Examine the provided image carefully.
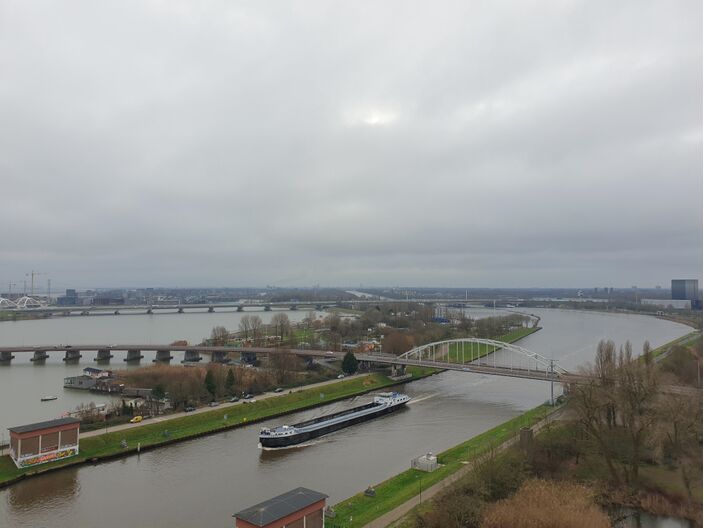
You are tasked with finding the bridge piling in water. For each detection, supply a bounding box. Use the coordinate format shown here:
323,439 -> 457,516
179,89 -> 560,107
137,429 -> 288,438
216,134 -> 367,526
153,349 -> 173,362
0,351 -> 14,363
95,349 -> 113,362
182,350 -> 202,363
210,350 -> 228,363
63,349 -> 82,362
124,349 -> 144,362
30,350 -> 49,362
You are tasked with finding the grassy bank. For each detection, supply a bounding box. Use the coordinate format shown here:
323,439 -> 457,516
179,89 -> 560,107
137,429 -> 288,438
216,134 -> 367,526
331,404 -> 555,527
0,367 -> 437,487
648,331 -> 700,361
446,326 -> 540,363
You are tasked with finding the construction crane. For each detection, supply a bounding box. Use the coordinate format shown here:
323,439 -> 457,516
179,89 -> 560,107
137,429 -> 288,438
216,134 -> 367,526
25,270 -> 47,296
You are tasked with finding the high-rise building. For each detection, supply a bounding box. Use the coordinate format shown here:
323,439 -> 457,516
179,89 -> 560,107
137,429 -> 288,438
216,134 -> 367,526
671,279 -> 699,301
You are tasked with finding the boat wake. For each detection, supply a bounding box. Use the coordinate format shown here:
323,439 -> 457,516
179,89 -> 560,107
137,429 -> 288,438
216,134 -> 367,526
407,393 -> 436,405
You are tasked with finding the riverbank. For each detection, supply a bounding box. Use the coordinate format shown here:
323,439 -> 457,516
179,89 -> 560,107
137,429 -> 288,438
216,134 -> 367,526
330,403 -> 560,528
0,367 -> 437,488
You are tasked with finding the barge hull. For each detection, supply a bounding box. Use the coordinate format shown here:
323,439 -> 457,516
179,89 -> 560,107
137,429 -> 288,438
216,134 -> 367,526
260,403 -> 404,448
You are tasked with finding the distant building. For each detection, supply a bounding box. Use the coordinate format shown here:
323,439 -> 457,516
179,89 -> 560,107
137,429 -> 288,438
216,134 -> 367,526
8,417 -> 80,468
234,487 -> 327,528
671,279 -> 699,301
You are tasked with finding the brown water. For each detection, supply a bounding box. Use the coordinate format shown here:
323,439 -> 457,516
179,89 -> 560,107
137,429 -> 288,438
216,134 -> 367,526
0,309 -> 692,528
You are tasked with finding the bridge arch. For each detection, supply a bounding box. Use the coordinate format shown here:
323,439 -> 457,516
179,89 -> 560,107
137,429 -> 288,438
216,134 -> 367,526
0,297 -> 18,308
399,338 -> 567,377
14,296 -> 42,309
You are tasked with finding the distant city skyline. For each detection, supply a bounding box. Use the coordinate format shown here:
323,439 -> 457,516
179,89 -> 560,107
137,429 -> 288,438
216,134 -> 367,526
1,1 -> 701,289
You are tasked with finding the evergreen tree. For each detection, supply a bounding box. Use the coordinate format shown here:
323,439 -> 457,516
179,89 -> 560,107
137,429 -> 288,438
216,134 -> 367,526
204,370 -> 217,400
225,368 -> 236,395
342,351 -> 358,375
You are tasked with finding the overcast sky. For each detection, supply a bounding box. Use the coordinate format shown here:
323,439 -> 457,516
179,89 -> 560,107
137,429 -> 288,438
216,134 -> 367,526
1,1 -> 701,290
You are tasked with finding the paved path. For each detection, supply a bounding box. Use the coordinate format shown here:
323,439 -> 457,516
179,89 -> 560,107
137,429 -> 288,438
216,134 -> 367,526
364,408 -> 566,528
81,373 -> 364,439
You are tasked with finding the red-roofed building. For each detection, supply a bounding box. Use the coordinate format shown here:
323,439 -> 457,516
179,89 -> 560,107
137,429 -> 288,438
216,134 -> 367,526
234,487 -> 327,528
8,417 -> 80,468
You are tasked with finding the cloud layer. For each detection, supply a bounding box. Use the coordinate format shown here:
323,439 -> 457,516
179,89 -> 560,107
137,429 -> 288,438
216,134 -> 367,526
1,0 -> 701,288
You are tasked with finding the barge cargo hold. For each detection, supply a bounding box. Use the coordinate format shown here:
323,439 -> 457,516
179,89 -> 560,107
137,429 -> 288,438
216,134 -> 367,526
259,392 -> 410,448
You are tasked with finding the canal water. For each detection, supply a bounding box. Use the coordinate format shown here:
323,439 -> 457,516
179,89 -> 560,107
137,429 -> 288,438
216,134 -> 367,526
0,309 -> 692,527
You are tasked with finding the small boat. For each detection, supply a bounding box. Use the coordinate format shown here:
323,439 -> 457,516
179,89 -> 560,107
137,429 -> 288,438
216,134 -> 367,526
40,396 -> 58,402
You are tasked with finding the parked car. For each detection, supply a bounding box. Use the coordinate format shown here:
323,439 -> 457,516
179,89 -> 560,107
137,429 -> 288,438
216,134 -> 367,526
208,401 -> 220,407
243,393 -> 253,399
274,387 -> 284,393
129,415 -> 143,423
337,374 -> 345,379
229,396 -> 240,403
184,406 -> 196,412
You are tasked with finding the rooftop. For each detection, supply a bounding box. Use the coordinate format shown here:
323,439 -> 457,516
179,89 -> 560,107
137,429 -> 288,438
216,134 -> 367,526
234,487 -> 327,527
8,417 -> 81,434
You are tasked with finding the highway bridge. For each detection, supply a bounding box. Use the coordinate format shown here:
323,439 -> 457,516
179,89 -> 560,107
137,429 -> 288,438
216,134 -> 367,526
0,298 -> 518,316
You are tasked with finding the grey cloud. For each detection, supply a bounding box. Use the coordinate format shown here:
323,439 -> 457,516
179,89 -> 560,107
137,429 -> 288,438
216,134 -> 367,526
0,0 -> 701,288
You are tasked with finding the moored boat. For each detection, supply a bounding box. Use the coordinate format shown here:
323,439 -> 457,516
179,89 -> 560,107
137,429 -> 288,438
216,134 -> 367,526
259,392 -> 410,448
40,396 -> 58,402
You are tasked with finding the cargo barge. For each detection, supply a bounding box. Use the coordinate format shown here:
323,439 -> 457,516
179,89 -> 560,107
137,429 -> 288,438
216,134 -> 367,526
259,392 -> 410,448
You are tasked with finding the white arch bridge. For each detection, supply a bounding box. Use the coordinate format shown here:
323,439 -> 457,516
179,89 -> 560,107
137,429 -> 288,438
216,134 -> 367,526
357,338 -> 567,380
355,338 -> 570,404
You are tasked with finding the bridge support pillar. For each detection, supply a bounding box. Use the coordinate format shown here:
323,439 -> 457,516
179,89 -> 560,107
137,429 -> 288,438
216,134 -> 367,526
264,305 -> 271,312
210,350 -> 228,363
0,351 -> 14,363
146,308 -> 153,314
391,364 -> 406,377
124,349 -> 144,362
63,349 -> 82,362
177,307 -> 184,313
113,310 -> 120,315
315,304 -> 323,311
289,305 -> 297,311
237,305 -> 244,312
182,350 -> 202,363
31,350 -> 49,362
208,306 -> 215,313
80,311 -> 90,316
153,349 -> 173,362
95,349 -> 113,362
241,351 -> 257,365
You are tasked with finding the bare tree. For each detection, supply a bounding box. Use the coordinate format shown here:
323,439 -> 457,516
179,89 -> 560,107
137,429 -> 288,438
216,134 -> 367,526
250,315 -> 264,345
615,341 -> 659,484
270,313 -> 291,342
210,325 -> 229,345
269,350 -> 300,384
239,315 -> 251,339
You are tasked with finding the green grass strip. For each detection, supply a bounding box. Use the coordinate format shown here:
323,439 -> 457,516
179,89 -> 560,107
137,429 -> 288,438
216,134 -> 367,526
331,404 -> 554,527
647,331 -> 700,361
446,327 -> 540,364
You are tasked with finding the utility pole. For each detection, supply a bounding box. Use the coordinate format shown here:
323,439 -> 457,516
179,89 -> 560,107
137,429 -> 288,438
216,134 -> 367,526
25,270 -> 47,296
7,282 -> 16,296
47,279 -> 51,299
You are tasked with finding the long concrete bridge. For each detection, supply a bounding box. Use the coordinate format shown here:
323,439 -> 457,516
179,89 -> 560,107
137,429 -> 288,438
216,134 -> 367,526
0,298 -> 515,316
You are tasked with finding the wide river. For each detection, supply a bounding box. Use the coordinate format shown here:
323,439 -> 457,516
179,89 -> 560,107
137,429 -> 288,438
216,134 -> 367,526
0,308 -> 692,528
